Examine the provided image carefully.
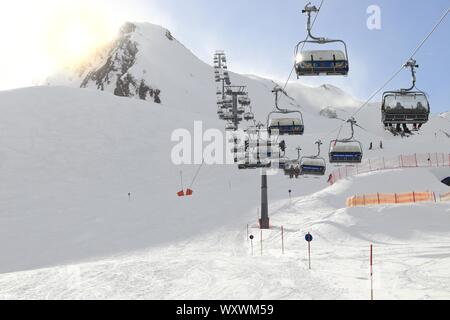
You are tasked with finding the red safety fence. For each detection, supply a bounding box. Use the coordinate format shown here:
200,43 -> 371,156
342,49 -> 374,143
330,153 -> 450,185
441,192 -> 450,202
347,192 -> 437,208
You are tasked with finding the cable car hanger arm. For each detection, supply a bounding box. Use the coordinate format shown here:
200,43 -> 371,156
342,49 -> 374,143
401,59 -> 419,92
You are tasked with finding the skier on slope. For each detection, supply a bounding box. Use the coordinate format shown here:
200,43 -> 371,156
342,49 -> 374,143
327,174 -> 333,184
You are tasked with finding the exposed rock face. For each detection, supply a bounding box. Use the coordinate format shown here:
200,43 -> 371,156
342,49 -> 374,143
319,107 -> 339,119
80,22 -> 162,104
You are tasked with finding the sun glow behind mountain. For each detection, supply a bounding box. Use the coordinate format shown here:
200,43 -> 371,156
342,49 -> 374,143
44,2 -> 118,68
0,0 -> 123,89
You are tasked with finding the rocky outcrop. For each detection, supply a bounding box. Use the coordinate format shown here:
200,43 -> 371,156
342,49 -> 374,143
80,22 -> 162,104
319,107 -> 339,119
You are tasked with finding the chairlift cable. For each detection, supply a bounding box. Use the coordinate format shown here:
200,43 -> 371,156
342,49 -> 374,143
189,160 -> 205,189
329,8 -> 448,143
351,7 -> 449,119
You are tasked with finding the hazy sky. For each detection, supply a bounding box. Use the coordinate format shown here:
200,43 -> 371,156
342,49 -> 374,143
1,0 -> 449,113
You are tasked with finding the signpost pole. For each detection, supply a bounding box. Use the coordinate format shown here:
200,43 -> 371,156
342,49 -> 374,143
305,233 -> 313,270
260,230 -> 263,257
370,244 -> 374,301
308,241 -> 311,270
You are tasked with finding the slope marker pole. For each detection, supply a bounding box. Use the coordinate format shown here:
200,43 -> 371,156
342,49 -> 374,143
370,244 -> 374,301
260,230 -> 263,257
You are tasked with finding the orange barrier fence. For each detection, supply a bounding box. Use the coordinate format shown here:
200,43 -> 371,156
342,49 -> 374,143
441,192 -> 450,202
347,192 -> 437,208
330,153 -> 450,185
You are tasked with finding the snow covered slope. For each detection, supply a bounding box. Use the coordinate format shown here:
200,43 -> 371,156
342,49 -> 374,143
1,21 -> 449,300
0,86 -> 333,274
0,81 -> 449,299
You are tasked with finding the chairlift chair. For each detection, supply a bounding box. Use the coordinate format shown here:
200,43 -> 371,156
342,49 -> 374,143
278,156 -> 289,170
226,122 -> 237,131
329,141 -> 363,163
300,141 -> 327,176
237,153 -> 271,170
284,160 -> 301,179
238,161 -> 271,170
329,119 -> 363,164
381,60 -> 430,126
294,4 -> 349,77
239,96 -> 251,106
222,112 -> 234,121
267,87 -> 305,136
244,111 -> 255,121
268,117 -> 305,136
300,157 -> 326,176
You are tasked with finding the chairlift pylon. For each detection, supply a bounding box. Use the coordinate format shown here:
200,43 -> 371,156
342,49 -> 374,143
294,3 -> 349,77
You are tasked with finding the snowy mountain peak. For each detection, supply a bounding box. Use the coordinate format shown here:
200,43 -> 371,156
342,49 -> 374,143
79,22 -> 163,103
46,22 -> 184,104
119,22 -> 137,35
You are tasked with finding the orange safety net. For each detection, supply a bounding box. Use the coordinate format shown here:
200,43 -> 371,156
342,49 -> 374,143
347,192 -> 436,208
441,192 -> 450,202
331,153 -> 450,185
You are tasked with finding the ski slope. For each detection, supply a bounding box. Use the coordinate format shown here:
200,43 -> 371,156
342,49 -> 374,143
0,22 -> 449,300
